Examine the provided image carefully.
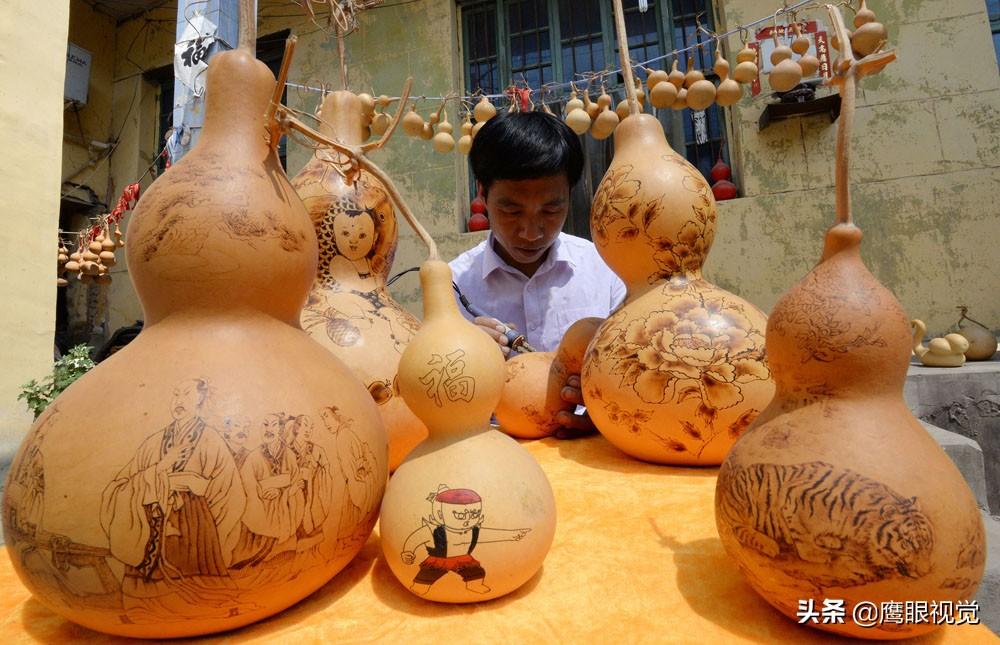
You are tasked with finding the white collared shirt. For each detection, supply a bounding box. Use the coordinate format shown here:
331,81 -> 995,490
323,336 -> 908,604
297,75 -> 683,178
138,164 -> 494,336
449,233 -> 627,352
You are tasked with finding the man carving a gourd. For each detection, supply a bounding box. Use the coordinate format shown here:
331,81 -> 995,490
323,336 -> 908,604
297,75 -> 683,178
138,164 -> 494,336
449,112 -> 625,437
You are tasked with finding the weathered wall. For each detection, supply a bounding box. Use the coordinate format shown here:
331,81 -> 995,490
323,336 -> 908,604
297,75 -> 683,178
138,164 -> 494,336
90,0 -> 1000,333
708,0 -> 1000,335
0,0 -> 71,471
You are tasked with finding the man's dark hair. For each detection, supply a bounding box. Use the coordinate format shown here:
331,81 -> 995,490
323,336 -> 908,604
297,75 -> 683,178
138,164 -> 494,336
469,111 -> 584,195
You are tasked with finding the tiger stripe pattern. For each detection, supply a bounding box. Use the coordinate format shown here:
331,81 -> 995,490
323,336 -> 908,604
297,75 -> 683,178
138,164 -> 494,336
718,461 -> 934,587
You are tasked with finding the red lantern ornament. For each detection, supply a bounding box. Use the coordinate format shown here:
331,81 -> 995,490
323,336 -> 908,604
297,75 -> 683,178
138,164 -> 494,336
469,195 -> 489,231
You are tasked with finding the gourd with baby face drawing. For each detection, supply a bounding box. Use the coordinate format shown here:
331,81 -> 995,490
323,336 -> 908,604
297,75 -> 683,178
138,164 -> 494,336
1,42 -> 387,638
291,90 -> 425,471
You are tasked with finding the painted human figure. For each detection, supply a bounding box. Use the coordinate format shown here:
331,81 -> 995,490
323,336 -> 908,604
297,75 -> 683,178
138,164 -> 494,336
221,415 -> 251,469
5,405 -> 60,538
100,379 -> 246,620
230,414 -> 305,571
400,487 -> 530,595
319,406 -> 379,550
285,415 -> 333,551
327,203 -> 378,284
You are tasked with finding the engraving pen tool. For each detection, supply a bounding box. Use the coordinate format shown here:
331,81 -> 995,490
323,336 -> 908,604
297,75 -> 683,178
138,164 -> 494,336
453,284 -> 537,353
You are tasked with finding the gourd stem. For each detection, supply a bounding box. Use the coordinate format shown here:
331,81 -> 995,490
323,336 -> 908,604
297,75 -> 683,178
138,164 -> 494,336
826,3 -> 856,226
238,0 -> 256,54
336,25 -> 348,90
611,0 -> 640,116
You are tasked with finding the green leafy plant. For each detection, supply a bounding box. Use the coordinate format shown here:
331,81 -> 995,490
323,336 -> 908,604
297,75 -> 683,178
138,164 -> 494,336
18,345 -> 96,419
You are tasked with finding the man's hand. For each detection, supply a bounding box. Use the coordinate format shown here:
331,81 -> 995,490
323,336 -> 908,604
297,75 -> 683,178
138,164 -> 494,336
473,316 -> 514,357
555,374 -> 597,439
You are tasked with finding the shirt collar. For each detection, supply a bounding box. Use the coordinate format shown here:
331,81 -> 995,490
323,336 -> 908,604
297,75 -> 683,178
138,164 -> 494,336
481,232 -> 577,280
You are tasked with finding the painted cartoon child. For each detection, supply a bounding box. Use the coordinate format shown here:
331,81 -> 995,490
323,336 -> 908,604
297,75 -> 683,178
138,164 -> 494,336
400,487 -> 530,595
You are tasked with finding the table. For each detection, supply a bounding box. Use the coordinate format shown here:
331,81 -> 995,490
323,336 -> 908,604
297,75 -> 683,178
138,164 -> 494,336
1,435 -> 995,643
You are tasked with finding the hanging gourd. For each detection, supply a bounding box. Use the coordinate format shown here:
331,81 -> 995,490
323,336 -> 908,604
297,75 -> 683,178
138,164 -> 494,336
2,22 -> 389,637
733,43 -> 759,84
457,111 -> 474,154
582,86 -> 600,119
291,85 -> 427,472
402,102 -> 425,137
582,1 -> 773,466
495,318 -> 602,439
850,0 -> 887,58
591,104 -> 620,140
646,65 -> 677,108
65,233 -> 83,276
714,46 -> 742,107
685,55 -> 717,111
671,87 -> 689,110
769,28 -> 802,92
113,220 -> 125,248
473,95 -> 497,124
379,259 -> 556,603
56,239 -> 69,287
432,109 -> 455,153
716,7 -> 983,639
954,306 -> 998,360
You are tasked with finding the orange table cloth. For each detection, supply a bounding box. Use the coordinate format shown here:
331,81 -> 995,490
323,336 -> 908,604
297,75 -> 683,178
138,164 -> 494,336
0,435 -> 995,643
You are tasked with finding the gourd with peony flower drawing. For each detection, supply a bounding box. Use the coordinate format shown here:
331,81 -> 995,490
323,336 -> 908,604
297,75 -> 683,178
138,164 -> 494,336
580,0 -> 774,466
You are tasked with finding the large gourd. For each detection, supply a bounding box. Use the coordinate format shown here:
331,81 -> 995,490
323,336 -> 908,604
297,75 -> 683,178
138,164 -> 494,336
291,90 -> 426,470
581,1 -> 774,465
715,7 -> 983,638
380,261 -> 556,602
1,31 -> 387,638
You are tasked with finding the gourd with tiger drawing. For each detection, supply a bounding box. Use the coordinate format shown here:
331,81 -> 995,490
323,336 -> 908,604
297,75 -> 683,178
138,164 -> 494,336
714,6 -> 984,639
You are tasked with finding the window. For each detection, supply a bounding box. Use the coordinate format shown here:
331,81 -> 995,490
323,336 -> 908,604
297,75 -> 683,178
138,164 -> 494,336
989,0 -> 1000,66
459,1 -> 731,237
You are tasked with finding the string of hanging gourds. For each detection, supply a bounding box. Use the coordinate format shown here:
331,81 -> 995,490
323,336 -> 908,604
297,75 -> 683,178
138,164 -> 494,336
285,0 -> 887,153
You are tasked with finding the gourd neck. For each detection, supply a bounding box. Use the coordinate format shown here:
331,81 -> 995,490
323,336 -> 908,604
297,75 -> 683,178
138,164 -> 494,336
318,91 -> 365,145
613,113 -> 672,154
198,49 -> 275,157
420,260 -> 460,322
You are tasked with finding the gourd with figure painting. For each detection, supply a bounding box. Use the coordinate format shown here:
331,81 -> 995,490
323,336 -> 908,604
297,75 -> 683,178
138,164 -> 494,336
380,260 -> 556,603
715,7 -> 983,639
496,317 -> 602,439
580,9 -> 773,466
1,22 -> 387,639
291,90 -> 426,471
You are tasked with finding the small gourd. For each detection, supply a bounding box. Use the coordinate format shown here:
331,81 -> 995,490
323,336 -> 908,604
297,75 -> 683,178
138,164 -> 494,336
591,105 -> 619,140
791,23 -> 811,55
582,87 -> 600,119
597,87 -> 613,111
615,98 -> 631,121
671,87 -> 688,110
733,44 -> 759,84
419,121 -> 434,141
667,59 -> 686,89
471,120 -> 486,138
473,95 -> 497,123
432,113 -> 455,153
850,0 -> 887,58
565,89 -> 584,114
649,78 -> 678,109
955,306 -> 998,361
495,318 -> 602,439
683,57 -> 704,89
564,106 -> 592,135
768,33 -> 802,92
714,47 -> 742,107
113,221 -> 125,248
644,67 -> 669,93
457,113 -> 474,154
371,110 -> 391,136
686,60 -> 717,112
633,77 -> 646,107
402,103 -> 424,137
